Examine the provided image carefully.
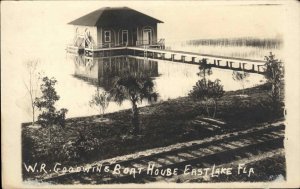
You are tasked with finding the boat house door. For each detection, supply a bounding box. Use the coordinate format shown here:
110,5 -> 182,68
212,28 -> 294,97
122,30 -> 128,46
143,29 -> 152,45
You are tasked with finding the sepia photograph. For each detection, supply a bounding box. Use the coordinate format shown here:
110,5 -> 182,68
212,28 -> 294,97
1,0 -> 300,188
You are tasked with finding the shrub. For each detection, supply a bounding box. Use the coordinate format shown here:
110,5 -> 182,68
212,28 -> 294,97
89,88 -> 110,119
35,76 -> 68,127
189,79 -> 224,118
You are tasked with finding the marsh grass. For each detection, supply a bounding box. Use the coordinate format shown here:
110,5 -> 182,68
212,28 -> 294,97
167,37 -> 283,60
185,38 -> 282,49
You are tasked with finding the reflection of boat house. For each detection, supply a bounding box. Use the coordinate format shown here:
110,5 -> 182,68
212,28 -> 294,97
73,56 -> 159,91
68,7 -> 164,51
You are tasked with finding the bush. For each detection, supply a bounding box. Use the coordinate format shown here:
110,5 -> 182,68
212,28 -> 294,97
35,76 -> 68,127
189,79 -> 224,118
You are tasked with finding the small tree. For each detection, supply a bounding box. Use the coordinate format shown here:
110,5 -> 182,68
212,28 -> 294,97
232,71 -> 250,94
197,58 -> 213,84
23,60 -> 41,126
264,52 -> 284,110
89,88 -> 110,119
110,73 -> 158,134
189,79 -> 224,118
35,76 -> 68,128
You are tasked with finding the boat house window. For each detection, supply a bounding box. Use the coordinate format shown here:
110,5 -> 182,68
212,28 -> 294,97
104,31 -> 111,42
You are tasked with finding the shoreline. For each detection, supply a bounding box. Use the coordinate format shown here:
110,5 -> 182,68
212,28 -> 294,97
21,82 -> 274,127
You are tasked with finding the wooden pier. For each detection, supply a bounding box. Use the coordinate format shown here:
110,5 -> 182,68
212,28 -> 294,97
67,46 -> 267,73
128,47 -> 266,73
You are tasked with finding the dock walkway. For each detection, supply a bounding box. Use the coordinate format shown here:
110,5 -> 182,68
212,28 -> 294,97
68,46 -> 267,73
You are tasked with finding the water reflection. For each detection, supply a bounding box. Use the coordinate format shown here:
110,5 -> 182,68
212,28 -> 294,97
72,55 -> 158,91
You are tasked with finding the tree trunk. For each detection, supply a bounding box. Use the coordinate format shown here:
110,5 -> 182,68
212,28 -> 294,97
205,101 -> 210,117
49,127 -> 51,143
213,100 -> 217,118
32,106 -> 35,126
131,101 -> 139,134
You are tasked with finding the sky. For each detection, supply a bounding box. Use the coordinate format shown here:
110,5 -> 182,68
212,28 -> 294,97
2,1 -> 285,51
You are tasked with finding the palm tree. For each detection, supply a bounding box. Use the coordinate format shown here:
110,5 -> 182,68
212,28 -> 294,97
197,58 -> 212,86
110,73 -> 158,134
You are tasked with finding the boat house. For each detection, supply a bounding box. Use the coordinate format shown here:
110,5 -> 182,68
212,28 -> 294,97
68,7 -> 164,50
67,7 -> 267,74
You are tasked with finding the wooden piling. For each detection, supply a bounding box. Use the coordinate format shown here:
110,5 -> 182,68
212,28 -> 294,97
171,54 -> 175,61
181,55 -> 185,63
191,57 -> 196,64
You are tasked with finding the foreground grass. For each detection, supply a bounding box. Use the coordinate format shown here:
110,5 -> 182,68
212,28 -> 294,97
22,83 -> 284,179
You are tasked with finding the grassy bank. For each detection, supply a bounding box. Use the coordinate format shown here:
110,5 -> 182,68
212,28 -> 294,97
22,83 -> 284,179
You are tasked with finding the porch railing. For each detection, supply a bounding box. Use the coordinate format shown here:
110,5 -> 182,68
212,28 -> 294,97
136,39 -> 165,49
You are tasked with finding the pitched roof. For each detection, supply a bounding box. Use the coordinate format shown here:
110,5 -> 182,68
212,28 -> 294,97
68,7 -> 163,27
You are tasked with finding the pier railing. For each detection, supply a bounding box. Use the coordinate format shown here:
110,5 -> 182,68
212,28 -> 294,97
88,43 -> 128,50
67,38 -> 165,51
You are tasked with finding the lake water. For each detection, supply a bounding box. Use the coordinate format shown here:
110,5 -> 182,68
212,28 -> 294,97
39,53 -> 265,120
18,52 -> 267,122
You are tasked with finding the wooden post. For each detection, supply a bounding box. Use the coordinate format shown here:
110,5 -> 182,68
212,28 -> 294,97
214,59 -> 217,65
242,63 -> 246,70
257,65 -> 260,73
230,62 -> 233,68
191,57 -> 196,64
161,53 -> 165,60
252,64 -> 255,71
217,60 -> 221,67
171,54 -> 175,61
226,61 -> 229,67
181,55 -> 185,63
239,63 -> 242,69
